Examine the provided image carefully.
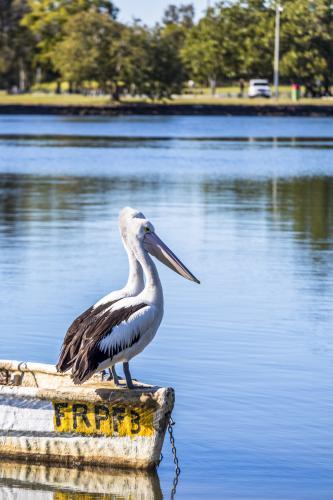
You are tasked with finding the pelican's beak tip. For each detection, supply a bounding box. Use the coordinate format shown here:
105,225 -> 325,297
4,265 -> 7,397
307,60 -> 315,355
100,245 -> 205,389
144,231 -> 201,285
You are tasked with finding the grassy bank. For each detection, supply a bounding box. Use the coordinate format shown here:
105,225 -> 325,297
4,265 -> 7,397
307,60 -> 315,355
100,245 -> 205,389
1,91 -> 333,117
0,90 -> 333,107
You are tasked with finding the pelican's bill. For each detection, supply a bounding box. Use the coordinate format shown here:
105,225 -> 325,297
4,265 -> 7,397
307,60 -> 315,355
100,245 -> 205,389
143,232 -> 200,284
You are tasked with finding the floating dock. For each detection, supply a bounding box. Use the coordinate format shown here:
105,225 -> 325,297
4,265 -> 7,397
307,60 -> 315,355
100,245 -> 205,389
0,360 -> 174,470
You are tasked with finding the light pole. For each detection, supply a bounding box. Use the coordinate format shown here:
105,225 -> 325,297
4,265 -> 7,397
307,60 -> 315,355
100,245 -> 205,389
273,2 -> 283,99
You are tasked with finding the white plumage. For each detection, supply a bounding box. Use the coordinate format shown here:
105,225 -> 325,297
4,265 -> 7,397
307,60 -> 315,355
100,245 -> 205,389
98,301 -> 160,366
59,208 -> 199,388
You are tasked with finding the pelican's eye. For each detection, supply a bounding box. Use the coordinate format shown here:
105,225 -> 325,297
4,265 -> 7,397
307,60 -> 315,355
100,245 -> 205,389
144,226 -> 150,233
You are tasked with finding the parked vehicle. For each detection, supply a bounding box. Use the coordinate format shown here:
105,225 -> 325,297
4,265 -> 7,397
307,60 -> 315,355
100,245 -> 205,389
248,79 -> 272,98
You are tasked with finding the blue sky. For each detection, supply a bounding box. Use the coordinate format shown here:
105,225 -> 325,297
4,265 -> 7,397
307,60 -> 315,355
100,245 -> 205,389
117,0 -> 209,25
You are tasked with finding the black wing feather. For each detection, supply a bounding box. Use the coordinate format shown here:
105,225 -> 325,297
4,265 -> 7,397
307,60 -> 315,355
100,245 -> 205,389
56,300 -> 118,372
71,303 -> 147,384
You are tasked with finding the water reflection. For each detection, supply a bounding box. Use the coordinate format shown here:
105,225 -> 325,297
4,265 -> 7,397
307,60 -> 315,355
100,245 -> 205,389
201,176 -> 333,243
0,174 -> 161,237
1,117 -> 333,498
1,172 -> 332,249
1,134 -> 333,150
0,460 -> 162,499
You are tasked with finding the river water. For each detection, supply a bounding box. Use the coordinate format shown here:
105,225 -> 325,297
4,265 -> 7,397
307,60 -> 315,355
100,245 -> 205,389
0,115 -> 333,499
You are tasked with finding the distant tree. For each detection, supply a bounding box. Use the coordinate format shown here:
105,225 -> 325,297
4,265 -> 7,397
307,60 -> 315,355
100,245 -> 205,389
182,1 -> 276,91
181,7 -> 229,93
2,0 -> 331,97
280,0 -> 333,95
116,23 -> 151,96
21,0 -> 118,79
0,0 -> 35,91
234,0 -> 274,80
163,3 -> 195,28
51,11 -> 123,97
120,19 -> 188,99
145,23 -> 187,98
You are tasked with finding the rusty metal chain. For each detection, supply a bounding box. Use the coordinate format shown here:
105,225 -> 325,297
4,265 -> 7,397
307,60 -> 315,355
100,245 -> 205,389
157,412 -> 181,498
167,413 -> 181,499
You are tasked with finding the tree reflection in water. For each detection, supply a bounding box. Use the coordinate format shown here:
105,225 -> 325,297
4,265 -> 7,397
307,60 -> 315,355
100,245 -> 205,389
1,173 -> 333,246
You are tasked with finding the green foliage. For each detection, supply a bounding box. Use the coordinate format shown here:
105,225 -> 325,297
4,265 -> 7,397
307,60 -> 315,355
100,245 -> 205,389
51,11 -> 122,94
280,0 -> 333,94
181,12 -> 221,90
162,3 -> 195,28
21,0 -> 118,69
234,1 -> 274,79
181,1 -> 275,92
0,0 -> 35,89
1,0 -> 333,98
117,21 -> 187,99
116,24 -> 150,95
145,24 -> 187,98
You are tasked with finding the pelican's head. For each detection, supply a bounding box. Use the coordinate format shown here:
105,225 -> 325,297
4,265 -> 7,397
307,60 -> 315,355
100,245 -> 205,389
119,207 -> 145,245
128,216 -> 200,284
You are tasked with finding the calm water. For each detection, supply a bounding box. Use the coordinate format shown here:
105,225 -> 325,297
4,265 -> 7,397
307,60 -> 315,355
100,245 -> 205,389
0,115 -> 333,499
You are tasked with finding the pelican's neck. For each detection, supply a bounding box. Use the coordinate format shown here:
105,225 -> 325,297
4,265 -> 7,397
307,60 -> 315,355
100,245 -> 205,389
135,242 -> 163,305
123,239 -> 144,296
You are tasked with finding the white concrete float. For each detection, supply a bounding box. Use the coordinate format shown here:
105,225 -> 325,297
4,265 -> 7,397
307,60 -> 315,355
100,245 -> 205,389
0,360 -> 174,470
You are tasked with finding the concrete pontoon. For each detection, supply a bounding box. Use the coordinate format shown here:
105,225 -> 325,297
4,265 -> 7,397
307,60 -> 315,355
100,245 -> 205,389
0,360 -> 174,470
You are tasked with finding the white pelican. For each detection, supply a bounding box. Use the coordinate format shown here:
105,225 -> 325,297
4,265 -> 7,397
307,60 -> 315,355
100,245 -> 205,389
56,207 -> 145,383
71,214 -> 199,387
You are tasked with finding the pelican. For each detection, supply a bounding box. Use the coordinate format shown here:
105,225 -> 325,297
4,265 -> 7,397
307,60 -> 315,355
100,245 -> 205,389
56,207 -> 145,383
71,214 -> 199,387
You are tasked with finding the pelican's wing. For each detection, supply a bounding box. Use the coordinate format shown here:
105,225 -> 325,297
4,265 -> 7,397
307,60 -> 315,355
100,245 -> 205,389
56,299 -> 119,373
71,303 -> 156,384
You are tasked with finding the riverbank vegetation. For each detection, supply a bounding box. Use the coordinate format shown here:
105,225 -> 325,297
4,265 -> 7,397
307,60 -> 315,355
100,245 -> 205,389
1,1 -> 333,100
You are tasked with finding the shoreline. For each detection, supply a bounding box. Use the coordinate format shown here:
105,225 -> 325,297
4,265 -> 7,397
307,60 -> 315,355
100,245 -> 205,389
1,103 -> 333,116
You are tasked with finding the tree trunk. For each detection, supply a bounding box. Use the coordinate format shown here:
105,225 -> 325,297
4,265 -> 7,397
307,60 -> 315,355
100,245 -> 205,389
323,79 -> 332,96
111,83 -> 121,101
209,77 -> 216,96
36,67 -> 42,85
19,59 -> 26,93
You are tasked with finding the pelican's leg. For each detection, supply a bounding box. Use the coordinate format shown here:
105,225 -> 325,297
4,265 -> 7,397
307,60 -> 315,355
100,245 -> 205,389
104,366 -> 123,385
111,365 -> 122,386
103,369 -> 111,381
102,367 -> 118,382
123,362 -> 134,389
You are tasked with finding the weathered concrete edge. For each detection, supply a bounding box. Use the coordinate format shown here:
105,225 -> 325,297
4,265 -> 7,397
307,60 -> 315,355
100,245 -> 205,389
0,359 -> 174,405
0,446 -> 157,470
1,103 -> 333,116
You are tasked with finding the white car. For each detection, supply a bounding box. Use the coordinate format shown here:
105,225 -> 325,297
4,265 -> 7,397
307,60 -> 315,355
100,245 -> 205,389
248,79 -> 272,98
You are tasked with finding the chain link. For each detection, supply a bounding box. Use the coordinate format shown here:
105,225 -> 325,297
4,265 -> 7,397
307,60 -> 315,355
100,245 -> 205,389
157,452 -> 163,466
167,412 -> 181,499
